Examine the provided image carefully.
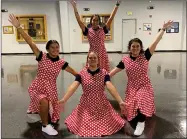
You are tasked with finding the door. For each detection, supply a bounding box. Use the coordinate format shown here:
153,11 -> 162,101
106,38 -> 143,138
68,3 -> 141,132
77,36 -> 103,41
122,19 -> 136,52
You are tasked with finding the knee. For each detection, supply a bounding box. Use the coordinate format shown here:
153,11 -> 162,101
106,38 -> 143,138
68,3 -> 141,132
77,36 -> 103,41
40,98 -> 49,107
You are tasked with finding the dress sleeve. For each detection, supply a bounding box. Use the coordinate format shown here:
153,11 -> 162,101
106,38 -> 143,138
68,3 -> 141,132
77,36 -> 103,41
83,27 -> 88,36
104,74 -> 111,83
75,74 -> 81,83
103,25 -> 109,34
116,61 -> 125,69
36,51 -> 43,61
62,62 -> 69,70
144,48 -> 152,61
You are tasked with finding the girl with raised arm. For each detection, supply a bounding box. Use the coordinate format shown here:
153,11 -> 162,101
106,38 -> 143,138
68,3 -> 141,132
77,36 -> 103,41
8,14 -> 78,136
70,0 -> 121,72
109,21 -> 173,136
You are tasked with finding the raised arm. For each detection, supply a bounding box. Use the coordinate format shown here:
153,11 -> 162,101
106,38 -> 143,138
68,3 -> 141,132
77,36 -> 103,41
58,81 -> 80,104
106,1 -> 121,29
149,20 -> 173,55
109,67 -> 123,77
70,0 -> 86,32
8,14 -> 40,57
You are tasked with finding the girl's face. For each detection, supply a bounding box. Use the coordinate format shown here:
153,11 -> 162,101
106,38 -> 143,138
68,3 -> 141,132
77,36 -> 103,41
130,42 -> 141,56
47,43 -> 60,57
87,52 -> 98,67
91,16 -> 99,28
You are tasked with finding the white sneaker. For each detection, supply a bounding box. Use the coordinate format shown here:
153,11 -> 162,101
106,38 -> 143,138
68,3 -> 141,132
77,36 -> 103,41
134,122 -> 145,136
42,124 -> 58,135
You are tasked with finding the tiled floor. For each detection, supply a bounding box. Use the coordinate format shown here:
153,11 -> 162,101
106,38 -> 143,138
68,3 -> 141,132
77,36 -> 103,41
2,52 -> 186,138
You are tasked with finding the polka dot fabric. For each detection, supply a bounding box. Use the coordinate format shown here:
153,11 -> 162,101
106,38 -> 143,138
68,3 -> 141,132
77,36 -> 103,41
27,52 -> 65,123
86,27 -> 110,72
122,54 -> 156,121
65,68 -> 125,137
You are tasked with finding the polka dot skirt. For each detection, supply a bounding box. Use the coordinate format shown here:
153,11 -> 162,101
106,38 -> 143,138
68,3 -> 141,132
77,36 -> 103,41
65,68 -> 125,137
27,52 -> 65,123
122,55 -> 156,121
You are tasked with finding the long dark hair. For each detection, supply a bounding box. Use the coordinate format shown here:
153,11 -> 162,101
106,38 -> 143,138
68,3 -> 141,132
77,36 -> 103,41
128,38 -> 144,54
46,40 -> 59,50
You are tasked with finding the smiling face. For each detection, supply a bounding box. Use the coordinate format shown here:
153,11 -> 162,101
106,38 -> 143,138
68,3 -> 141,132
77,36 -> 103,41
48,43 -> 59,57
90,15 -> 100,29
128,38 -> 143,57
46,40 -> 60,57
87,52 -> 99,67
130,42 -> 141,56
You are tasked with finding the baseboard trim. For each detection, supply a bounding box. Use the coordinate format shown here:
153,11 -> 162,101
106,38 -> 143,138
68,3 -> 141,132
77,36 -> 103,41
1,50 -> 186,55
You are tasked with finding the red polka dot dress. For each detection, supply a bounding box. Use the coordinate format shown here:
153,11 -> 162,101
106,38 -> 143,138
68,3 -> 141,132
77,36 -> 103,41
65,68 -> 125,137
120,53 -> 156,121
83,26 -> 110,72
27,52 -> 67,123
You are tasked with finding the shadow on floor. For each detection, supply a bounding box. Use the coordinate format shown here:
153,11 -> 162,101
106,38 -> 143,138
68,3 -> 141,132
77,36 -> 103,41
20,100 -> 185,139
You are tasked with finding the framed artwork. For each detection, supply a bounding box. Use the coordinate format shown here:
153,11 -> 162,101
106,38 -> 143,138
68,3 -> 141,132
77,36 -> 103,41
15,14 -> 48,42
3,26 -> 14,34
81,14 -> 113,41
166,22 -> 179,33
143,23 -> 152,31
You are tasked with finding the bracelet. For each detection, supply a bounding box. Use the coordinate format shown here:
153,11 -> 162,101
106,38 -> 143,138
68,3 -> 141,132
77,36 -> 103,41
116,3 -> 120,6
161,28 -> 166,31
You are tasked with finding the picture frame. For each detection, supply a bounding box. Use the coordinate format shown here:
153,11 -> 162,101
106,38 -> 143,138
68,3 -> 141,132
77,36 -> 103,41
81,14 -> 113,41
143,23 -> 152,31
15,14 -> 48,42
3,26 -> 14,34
166,22 -> 179,33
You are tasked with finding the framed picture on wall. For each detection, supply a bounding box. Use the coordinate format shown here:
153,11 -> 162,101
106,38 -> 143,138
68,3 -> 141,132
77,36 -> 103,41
143,23 -> 152,31
81,14 -> 113,41
166,22 -> 179,33
3,26 -> 14,34
15,14 -> 48,42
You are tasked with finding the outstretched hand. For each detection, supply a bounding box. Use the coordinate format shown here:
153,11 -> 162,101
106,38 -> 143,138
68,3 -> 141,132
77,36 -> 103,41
119,101 -> 128,116
163,20 -> 173,29
69,0 -> 76,7
58,100 -> 65,112
116,1 -> 121,5
8,14 -> 20,28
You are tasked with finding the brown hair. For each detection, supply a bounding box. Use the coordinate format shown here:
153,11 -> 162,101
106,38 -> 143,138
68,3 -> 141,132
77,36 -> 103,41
90,14 -> 101,26
128,38 -> 144,54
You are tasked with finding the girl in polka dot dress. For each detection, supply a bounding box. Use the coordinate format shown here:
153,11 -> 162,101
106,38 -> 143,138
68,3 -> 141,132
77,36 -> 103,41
58,52 -> 134,137
8,14 -> 78,136
109,20 -> 173,136
70,0 -> 121,72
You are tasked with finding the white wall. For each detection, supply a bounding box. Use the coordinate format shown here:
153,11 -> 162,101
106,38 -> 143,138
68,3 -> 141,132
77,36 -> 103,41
2,1 -> 62,53
2,0 -> 186,53
60,0 -> 186,52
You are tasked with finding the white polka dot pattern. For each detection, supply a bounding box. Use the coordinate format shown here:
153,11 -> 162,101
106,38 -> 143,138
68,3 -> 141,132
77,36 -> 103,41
65,68 -> 125,137
27,52 -> 65,123
85,27 -> 110,72
122,54 -> 156,121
